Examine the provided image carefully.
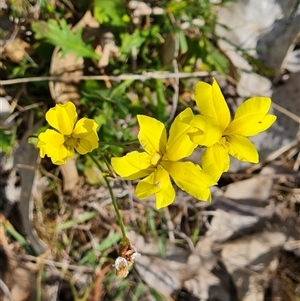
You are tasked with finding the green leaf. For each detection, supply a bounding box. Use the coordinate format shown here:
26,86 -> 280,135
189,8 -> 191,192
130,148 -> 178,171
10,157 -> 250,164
177,28 -> 188,55
109,79 -> 134,99
120,30 -> 147,60
32,19 -> 100,59
96,231 -> 121,252
167,0 -> 188,13
3,222 -> 33,254
0,129 -> 14,152
79,231 -> 121,265
155,79 -> 168,120
132,283 -> 145,301
57,211 -> 97,230
150,288 -> 165,301
94,0 -> 127,26
199,38 -> 228,75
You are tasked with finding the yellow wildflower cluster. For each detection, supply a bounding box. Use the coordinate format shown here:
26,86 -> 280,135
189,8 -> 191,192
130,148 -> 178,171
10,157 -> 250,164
37,102 -> 99,165
37,78 -> 276,209
111,78 -> 276,209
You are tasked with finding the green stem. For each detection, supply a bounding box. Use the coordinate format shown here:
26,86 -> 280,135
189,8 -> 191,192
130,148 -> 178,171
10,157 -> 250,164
98,140 -> 140,152
88,153 -> 127,240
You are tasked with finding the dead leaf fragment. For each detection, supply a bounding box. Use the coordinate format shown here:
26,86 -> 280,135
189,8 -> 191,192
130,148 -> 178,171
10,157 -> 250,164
4,38 -> 33,63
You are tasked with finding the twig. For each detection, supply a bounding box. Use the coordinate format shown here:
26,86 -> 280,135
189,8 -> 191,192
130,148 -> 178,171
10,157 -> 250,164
0,278 -> 12,301
273,184 -> 300,193
0,71 -> 213,86
246,137 -> 299,173
2,102 -> 44,127
272,102 -> 300,124
88,264 -> 112,301
163,207 -> 175,242
17,253 -> 95,273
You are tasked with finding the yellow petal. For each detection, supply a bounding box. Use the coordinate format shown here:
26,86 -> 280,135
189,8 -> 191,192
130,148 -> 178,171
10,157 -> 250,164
46,102 -> 77,135
164,108 -> 197,160
38,130 -> 58,158
201,144 -> 230,182
49,147 -> 74,165
72,118 -> 99,138
136,166 -> 175,209
224,97 -> 277,136
37,129 -> 73,165
135,172 -> 160,199
189,115 -> 223,146
75,134 -> 99,154
73,118 -> 99,154
226,135 -> 259,163
137,115 -> 167,156
194,78 -> 231,131
161,161 -> 216,201
111,151 -> 155,180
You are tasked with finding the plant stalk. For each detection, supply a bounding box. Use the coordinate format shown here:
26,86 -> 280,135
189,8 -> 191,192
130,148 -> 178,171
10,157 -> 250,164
88,153 -> 127,239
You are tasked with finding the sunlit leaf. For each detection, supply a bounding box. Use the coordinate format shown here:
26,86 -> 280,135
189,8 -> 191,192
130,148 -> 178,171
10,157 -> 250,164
0,129 -> 14,152
120,30 -> 147,60
94,0 -> 127,26
32,19 -> 99,59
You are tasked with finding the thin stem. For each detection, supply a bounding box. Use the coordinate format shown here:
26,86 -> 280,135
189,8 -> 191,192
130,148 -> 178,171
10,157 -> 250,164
0,71 -> 213,86
88,153 -> 127,240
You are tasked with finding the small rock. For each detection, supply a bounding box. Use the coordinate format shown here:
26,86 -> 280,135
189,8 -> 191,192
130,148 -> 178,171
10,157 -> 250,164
224,176 -> 273,204
184,237 -> 220,300
0,97 -> 10,122
126,231 -> 188,299
237,72 -> 273,97
221,232 -> 286,300
206,209 -> 260,243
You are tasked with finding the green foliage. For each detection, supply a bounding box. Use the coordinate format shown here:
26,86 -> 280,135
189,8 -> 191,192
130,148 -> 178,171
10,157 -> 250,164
94,0 -> 128,26
3,222 -> 34,254
10,57 -> 38,77
0,129 -> 14,152
120,30 -> 147,60
32,19 -> 100,59
132,283 -> 145,301
198,38 -> 228,75
147,209 -> 167,258
80,80 -> 138,156
56,211 -> 97,231
79,232 -> 121,265
149,288 -> 167,301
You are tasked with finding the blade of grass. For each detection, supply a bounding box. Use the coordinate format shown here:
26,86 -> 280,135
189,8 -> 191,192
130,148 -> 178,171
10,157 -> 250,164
57,211 -> 97,231
79,231 -> 121,265
3,222 -> 33,253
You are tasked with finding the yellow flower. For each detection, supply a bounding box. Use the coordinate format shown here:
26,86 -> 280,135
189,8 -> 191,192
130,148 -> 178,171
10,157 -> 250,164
187,78 -> 277,181
111,109 -> 216,209
37,102 -> 99,165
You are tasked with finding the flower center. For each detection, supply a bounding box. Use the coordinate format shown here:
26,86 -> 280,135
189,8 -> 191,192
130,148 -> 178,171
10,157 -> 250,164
64,136 -> 79,149
150,153 -> 161,166
219,136 -> 230,151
